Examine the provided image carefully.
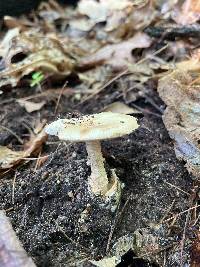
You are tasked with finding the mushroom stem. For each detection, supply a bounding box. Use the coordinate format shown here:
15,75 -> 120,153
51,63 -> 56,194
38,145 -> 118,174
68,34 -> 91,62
86,140 -> 109,195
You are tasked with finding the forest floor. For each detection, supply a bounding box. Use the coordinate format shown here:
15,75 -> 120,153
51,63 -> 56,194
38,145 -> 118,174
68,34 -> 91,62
1,1 -> 200,266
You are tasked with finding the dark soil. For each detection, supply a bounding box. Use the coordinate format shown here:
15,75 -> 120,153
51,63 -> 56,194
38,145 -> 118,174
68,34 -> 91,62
0,79 -> 194,267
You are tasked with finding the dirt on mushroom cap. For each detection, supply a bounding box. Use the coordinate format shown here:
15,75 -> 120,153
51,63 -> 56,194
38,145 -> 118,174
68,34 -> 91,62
45,112 -> 139,141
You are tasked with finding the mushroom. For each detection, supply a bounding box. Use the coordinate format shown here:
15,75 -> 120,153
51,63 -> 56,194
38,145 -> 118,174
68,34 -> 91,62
45,112 -> 139,196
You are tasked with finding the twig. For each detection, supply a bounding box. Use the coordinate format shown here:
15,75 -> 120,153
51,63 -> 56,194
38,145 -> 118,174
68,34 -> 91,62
0,126 -> 23,144
162,204 -> 200,224
159,200 -> 175,224
11,172 -> 17,205
131,103 -> 162,117
55,221 -> 90,252
164,181 -> 190,196
180,210 -> 190,267
54,80 -> 68,114
106,193 -> 132,253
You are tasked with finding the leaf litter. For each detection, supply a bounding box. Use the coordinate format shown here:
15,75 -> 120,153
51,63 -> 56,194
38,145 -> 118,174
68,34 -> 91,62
1,0 -> 200,266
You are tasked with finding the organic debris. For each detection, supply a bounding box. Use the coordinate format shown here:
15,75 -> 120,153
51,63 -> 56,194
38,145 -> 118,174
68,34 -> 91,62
79,32 -> 151,70
17,99 -> 46,113
158,59 -> 200,177
172,0 -> 200,25
103,101 -> 141,114
0,30 -> 75,87
0,128 -> 47,170
1,0 -> 200,266
0,210 -> 36,267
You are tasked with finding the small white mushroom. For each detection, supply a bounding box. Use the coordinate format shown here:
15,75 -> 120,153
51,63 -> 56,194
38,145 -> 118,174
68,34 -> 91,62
45,112 -> 139,196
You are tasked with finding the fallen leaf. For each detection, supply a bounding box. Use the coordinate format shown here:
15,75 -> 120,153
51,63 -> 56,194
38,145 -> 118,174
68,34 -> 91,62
0,30 -> 75,87
172,0 -> 200,25
90,256 -> 118,267
103,101 -> 141,114
158,59 -> 200,177
0,129 -> 47,170
17,99 -> 46,113
78,0 -> 133,24
79,32 -> 151,70
0,146 -> 24,169
69,18 -> 95,32
24,130 -> 47,157
0,28 -> 20,58
3,16 -> 33,30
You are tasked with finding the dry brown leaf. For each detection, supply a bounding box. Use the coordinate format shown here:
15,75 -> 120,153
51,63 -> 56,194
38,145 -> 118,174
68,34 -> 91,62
17,99 -> 46,113
103,101 -> 141,114
0,28 -> 20,58
158,59 -> 200,177
24,130 -> 47,157
69,19 -> 96,32
0,146 -> 24,169
79,32 -> 151,70
0,129 -> 47,170
172,0 -> 200,25
78,0 -> 133,23
0,30 -> 75,87
3,16 -> 34,30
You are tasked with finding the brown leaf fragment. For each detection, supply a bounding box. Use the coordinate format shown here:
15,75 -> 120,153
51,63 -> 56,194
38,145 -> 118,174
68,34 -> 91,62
158,59 -> 200,177
172,0 -> 200,25
103,101 -> 141,114
0,210 -> 36,267
78,0 -> 133,24
0,146 -> 24,169
79,32 -> 151,70
23,130 -> 47,157
17,99 -> 46,113
0,129 -> 47,170
0,30 -> 75,87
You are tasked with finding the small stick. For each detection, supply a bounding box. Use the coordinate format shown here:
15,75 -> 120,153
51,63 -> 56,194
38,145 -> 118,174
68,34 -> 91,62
106,193 -> 132,253
0,126 -> 23,145
55,221 -> 90,252
159,200 -> 175,224
164,181 -> 190,196
11,173 -> 17,205
162,204 -> 200,223
180,210 -> 190,267
54,81 -> 68,114
0,210 -> 36,267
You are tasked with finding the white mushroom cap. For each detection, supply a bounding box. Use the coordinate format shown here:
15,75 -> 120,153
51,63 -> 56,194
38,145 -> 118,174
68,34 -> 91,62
45,112 -> 139,141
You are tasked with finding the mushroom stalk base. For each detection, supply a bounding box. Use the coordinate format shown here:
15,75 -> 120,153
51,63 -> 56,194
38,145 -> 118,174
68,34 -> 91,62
86,140 -> 109,195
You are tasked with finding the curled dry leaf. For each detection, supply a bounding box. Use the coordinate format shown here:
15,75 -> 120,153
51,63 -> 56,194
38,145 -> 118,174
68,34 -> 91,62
0,129 -> 47,170
0,30 -> 75,87
158,59 -> 200,177
79,32 -> 151,70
